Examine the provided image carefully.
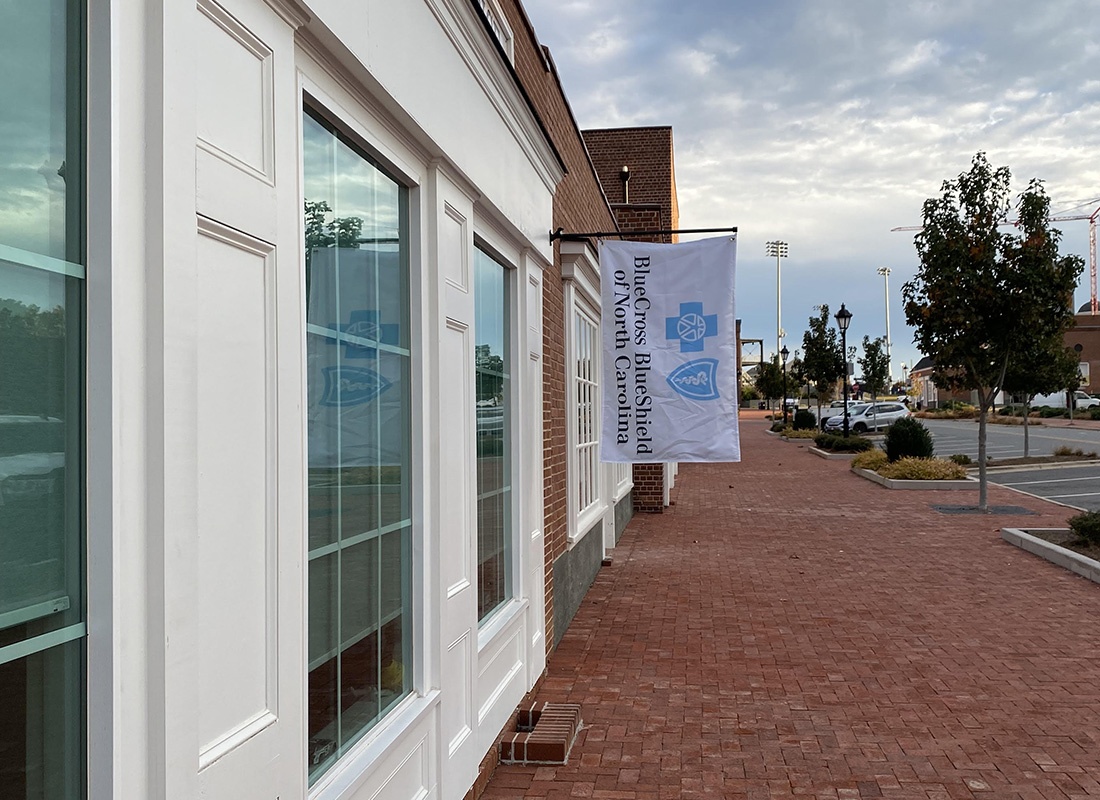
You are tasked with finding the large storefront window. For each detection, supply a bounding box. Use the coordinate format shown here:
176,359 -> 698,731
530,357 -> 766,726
474,247 -> 511,623
0,1 -> 86,798
303,107 -> 413,783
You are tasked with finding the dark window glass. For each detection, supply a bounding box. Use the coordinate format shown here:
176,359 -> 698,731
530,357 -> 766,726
0,1 -> 85,797
303,107 -> 412,784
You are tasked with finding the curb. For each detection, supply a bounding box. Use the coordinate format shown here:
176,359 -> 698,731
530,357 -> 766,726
1001,527 -> 1100,585
809,447 -> 856,460
853,467 -> 976,490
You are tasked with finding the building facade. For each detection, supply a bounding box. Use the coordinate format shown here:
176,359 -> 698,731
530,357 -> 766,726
1070,309 -> 1100,392
1,1 -> 566,798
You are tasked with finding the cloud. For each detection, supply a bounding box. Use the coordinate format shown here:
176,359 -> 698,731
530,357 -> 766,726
522,0 -> 1100,363
886,39 -> 946,76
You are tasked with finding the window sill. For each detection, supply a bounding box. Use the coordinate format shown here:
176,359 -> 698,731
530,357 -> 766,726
477,597 -> 528,653
308,689 -> 441,800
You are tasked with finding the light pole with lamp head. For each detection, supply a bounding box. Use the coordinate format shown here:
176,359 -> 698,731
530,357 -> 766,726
780,345 -> 789,426
766,241 -> 788,359
834,304 -> 853,437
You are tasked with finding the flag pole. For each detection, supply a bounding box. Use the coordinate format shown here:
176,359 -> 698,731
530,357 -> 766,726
550,226 -> 737,243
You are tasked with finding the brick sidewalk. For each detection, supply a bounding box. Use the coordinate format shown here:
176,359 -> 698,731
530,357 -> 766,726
483,421 -> 1100,799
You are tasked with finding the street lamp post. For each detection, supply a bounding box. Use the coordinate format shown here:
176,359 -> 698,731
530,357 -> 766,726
835,304 -> 853,438
781,345 -> 789,426
766,241 -> 788,359
877,267 -> 892,382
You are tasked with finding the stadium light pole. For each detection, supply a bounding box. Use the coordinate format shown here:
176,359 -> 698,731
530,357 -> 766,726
766,241 -> 788,358
877,266 -> 892,382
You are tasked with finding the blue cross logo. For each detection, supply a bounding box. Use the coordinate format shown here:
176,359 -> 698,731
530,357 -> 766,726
665,302 -> 718,353
331,310 -> 400,359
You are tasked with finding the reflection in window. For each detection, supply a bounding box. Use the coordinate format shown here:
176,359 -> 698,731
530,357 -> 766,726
303,107 -> 412,784
0,1 -> 85,798
474,247 -> 511,623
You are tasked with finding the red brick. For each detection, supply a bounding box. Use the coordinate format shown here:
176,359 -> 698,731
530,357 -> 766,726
482,419 -> 1098,799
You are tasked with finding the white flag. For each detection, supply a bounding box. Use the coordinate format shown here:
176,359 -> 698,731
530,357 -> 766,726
600,235 -> 740,463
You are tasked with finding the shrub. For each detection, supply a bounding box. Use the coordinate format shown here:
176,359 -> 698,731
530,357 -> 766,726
851,449 -> 888,471
770,421 -> 786,433
1090,407 -> 1100,421
814,433 -> 874,452
1038,406 -> 1067,418
1052,445 -> 1097,458
1069,511 -> 1100,545
792,409 -> 817,430
883,416 -> 934,462
784,428 -> 818,439
949,453 -> 972,465
877,457 -> 968,480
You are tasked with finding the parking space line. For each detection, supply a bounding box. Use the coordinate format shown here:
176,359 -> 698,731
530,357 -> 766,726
1047,492 -> 1100,499
1001,476 -> 1099,487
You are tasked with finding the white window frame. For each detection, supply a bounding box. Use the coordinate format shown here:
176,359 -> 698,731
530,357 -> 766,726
569,293 -> 603,538
296,45 -> 436,800
472,235 -> 516,627
561,240 -> 633,542
475,0 -> 515,64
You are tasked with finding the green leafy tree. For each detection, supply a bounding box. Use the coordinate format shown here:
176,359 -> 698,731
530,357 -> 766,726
801,305 -> 845,417
753,357 -> 786,409
1002,339 -> 1081,456
304,200 -> 365,299
857,336 -> 890,402
787,355 -> 807,402
902,152 -> 1083,510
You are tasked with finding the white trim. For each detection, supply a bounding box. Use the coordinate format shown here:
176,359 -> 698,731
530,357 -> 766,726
425,0 -> 562,194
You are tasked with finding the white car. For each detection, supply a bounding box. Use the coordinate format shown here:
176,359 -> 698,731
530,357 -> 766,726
823,401 -> 910,434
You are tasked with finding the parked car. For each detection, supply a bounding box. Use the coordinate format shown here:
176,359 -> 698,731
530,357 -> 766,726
1032,390 -> 1100,410
817,399 -> 862,425
823,401 -> 910,434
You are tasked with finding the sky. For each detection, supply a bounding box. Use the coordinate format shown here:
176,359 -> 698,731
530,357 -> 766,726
520,0 -> 1100,381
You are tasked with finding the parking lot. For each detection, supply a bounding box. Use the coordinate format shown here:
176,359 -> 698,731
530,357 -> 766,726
923,418 -> 1100,511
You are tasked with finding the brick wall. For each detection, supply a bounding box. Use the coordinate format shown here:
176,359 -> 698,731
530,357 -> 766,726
582,127 -> 679,237
1068,313 -> 1100,393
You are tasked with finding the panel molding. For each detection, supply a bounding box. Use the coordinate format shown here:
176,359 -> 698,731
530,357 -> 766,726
442,203 -> 469,292
196,0 -> 275,184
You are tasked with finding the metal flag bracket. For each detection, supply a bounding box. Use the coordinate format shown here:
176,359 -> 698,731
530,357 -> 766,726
549,226 -> 737,243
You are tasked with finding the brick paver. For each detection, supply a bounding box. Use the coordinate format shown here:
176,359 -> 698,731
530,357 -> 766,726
483,420 -> 1100,799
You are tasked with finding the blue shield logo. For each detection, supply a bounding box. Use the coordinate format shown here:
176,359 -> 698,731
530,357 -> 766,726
320,365 -> 392,407
667,359 -> 720,400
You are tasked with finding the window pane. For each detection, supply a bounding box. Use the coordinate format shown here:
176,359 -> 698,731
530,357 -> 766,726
304,107 -> 412,785
0,263 -> 82,646
0,0 -> 83,266
0,3 -> 84,797
474,248 -> 510,623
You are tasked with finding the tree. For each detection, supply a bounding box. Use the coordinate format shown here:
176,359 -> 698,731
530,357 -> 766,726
857,336 -> 890,402
801,305 -> 845,417
304,200 -> 365,298
1002,339 -> 1081,456
787,355 -> 807,401
902,152 -> 1083,510
753,357 -> 786,409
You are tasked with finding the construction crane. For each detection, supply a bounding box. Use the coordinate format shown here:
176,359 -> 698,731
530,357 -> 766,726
891,202 -> 1100,313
